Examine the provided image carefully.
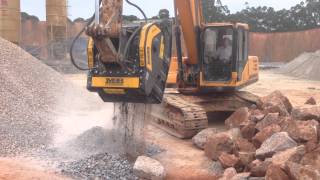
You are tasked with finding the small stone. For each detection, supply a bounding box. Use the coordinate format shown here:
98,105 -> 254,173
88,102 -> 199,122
250,110 -> 266,123
218,152 -> 240,169
292,105 -> 320,121
255,113 -> 280,131
231,172 -> 250,180
257,91 -> 292,116
305,97 -> 317,105
284,120 -> 319,143
241,123 -> 257,140
285,161 -> 320,180
238,152 -> 255,166
219,167 -> 237,180
225,107 -> 250,129
205,132 -> 234,161
209,161 -> 225,177
249,159 -> 272,177
133,156 -> 166,180
235,138 -> 256,153
300,146 -> 320,170
192,128 -> 219,149
265,164 -> 290,180
271,145 -> 305,169
256,132 -> 297,159
252,124 -> 281,148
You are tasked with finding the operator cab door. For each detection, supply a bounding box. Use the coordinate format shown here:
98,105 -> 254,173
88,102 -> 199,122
202,26 -> 234,83
236,28 -> 249,81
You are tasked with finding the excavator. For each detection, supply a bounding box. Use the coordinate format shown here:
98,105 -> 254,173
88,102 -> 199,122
71,0 -> 259,138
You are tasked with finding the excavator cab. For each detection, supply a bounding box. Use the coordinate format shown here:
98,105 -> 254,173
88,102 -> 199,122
199,23 -> 259,91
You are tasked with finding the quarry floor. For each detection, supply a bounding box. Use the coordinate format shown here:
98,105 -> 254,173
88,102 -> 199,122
1,70 -> 320,180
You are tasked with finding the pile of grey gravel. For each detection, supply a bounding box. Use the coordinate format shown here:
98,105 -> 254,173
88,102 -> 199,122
59,153 -> 138,180
0,37 -> 68,156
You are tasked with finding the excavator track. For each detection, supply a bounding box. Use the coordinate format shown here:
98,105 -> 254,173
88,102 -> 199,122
149,90 -> 259,139
150,93 -> 208,139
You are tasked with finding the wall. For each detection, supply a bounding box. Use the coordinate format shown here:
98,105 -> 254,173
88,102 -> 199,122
249,28 -> 320,62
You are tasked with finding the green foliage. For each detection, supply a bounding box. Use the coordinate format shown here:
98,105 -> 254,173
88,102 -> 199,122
202,0 -> 320,32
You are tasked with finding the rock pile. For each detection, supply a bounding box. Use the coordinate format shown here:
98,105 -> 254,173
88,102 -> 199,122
193,91 -> 320,180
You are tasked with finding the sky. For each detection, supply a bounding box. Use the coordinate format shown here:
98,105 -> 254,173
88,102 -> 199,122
21,0 -> 303,21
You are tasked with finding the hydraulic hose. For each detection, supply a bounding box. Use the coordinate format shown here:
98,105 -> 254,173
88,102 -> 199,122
70,0 -> 148,70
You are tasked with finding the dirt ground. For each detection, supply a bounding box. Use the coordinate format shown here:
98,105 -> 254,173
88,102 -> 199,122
1,70 -> 320,180
0,158 -> 68,180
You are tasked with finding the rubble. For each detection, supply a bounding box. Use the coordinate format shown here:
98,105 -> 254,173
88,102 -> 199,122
225,107 -> 250,129
252,124 -> 281,148
218,152 -> 241,169
291,105 -> 320,121
256,132 -> 297,159
305,97 -> 317,105
204,132 -> 235,161
271,146 -> 305,168
133,156 -> 166,180
257,91 -> 292,116
198,91 -> 320,179
192,128 -> 219,150
265,164 -> 290,180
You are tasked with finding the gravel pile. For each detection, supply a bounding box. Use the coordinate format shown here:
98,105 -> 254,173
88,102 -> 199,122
59,153 -> 138,180
0,37 -> 68,156
279,50 -> 320,80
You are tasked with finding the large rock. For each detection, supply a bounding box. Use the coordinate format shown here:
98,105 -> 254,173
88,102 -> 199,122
235,138 -> 256,153
241,123 -> 257,140
249,159 -> 272,177
271,145 -> 305,169
256,132 -> 297,159
292,105 -> 320,121
192,128 -> 219,149
133,156 -> 166,180
300,146 -> 320,170
205,132 -> 235,161
285,162 -> 320,180
305,97 -> 317,105
219,167 -> 237,180
225,107 -> 250,129
265,164 -> 290,180
257,91 -> 292,116
283,120 -> 319,143
238,152 -> 255,167
255,113 -> 280,131
252,124 -> 281,148
218,152 -> 240,169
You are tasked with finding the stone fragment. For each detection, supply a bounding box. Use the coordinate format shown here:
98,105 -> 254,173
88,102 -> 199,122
225,107 -> 250,129
284,120 -> 319,143
218,152 -> 240,169
250,110 -> 266,123
256,132 -> 297,159
252,124 -> 281,148
305,97 -> 317,105
292,105 -> 320,121
209,161 -> 225,177
235,138 -> 256,153
285,162 -> 320,180
249,159 -> 272,177
238,152 -> 255,166
300,146 -> 320,170
265,164 -> 290,180
271,145 -> 305,169
205,132 -> 234,161
241,123 -> 257,140
218,167 -> 237,180
255,113 -> 280,131
231,172 -> 250,180
133,156 -> 166,180
257,91 -> 292,116
192,128 -> 219,150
